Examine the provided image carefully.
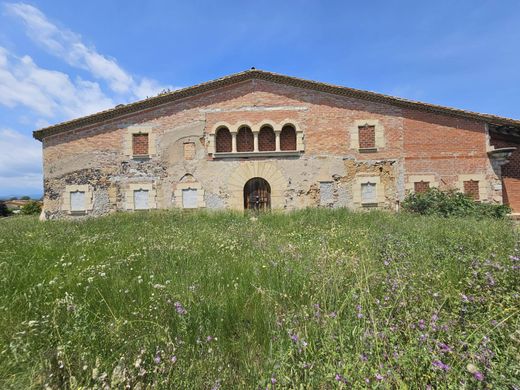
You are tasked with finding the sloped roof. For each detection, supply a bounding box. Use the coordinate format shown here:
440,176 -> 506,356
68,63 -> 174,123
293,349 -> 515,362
33,69 -> 520,141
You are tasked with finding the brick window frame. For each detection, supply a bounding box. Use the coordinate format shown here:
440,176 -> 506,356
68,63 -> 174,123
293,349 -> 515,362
353,175 -> 385,208
350,119 -> 385,152
406,175 -> 439,194
456,174 -> 487,202
258,126 -> 276,151
125,127 -> 156,158
63,184 -> 93,215
125,183 -> 157,210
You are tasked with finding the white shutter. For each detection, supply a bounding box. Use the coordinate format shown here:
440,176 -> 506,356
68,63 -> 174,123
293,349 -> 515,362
134,189 -> 149,210
182,189 -> 198,208
70,191 -> 86,211
361,182 -> 377,203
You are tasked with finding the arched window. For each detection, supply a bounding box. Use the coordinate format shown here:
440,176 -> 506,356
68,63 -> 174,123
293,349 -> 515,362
280,125 -> 297,151
215,127 -> 232,153
237,126 -> 254,152
258,126 -> 275,151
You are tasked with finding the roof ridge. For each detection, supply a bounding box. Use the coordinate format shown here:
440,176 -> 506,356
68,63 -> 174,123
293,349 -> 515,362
33,69 -> 520,141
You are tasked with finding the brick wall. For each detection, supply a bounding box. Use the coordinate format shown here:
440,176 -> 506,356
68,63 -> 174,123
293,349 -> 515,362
258,127 -> 275,151
414,181 -> 430,193
280,125 -> 296,151
40,78 -> 503,216
132,134 -> 149,155
490,135 -> 520,212
237,127 -> 254,152
359,125 -> 375,148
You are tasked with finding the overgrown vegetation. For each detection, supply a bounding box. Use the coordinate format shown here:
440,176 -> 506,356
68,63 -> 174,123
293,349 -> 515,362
0,210 -> 518,388
401,188 -> 511,218
0,201 -> 10,217
20,200 -> 42,216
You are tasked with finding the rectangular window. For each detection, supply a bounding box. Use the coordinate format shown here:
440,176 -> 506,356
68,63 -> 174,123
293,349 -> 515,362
132,133 -> 149,156
358,125 -> 376,149
463,180 -> 479,200
182,188 -> 198,208
361,182 -> 377,204
70,191 -> 86,212
133,189 -> 149,210
414,181 -> 430,194
183,142 -> 196,160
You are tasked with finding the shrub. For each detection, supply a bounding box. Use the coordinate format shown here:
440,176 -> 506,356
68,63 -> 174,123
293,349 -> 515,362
401,188 -> 510,218
0,201 -> 11,217
20,201 -> 42,215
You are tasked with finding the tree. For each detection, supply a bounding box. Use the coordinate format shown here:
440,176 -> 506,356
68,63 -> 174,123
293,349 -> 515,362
0,201 -> 11,217
20,201 -> 42,215
20,195 -> 31,200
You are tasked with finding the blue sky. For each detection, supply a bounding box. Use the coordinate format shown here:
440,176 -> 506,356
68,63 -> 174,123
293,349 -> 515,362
0,1 -> 519,198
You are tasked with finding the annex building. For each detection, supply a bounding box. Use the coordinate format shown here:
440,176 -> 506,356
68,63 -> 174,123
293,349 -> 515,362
33,69 -> 520,219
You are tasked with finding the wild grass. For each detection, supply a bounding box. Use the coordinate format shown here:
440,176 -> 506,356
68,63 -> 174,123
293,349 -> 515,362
0,209 -> 518,389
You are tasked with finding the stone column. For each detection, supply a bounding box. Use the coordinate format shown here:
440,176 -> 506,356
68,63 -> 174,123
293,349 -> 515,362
275,131 -> 281,152
231,132 -> 237,153
253,131 -> 259,152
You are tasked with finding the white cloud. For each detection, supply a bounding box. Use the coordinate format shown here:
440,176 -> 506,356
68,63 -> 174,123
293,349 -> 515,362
0,46 -> 114,118
0,128 -> 42,196
4,2 -> 170,98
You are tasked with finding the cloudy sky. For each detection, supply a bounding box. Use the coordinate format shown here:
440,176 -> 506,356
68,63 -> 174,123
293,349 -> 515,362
0,1 -> 519,198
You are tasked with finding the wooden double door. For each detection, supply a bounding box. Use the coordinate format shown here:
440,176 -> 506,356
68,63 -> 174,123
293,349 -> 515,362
244,177 -> 271,211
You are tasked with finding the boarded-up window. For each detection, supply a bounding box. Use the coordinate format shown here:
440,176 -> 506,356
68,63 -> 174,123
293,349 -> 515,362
464,180 -> 479,200
215,128 -> 232,152
182,188 -> 198,208
237,126 -> 254,152
319,182 -> 333,206
414,181 -> 430,194
132,133 -> 149,155
134,189 -> 149,210
184,142 -> 196,160
70,191 -> 85,212
258,126 -> 275,151
361,182 -> 377,203
280,125 -> 297,151
358,125 -> 376,149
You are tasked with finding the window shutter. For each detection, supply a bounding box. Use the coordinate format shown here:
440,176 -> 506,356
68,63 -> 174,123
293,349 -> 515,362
182,189 -> 198,208
70,191 -> 86,211
134,189 -> 149,210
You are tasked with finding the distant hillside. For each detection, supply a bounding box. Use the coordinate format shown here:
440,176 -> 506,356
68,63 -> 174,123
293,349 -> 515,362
0,210 -> 518,388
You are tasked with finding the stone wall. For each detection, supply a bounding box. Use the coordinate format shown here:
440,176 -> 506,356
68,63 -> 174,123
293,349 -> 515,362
39,79 -> 499,219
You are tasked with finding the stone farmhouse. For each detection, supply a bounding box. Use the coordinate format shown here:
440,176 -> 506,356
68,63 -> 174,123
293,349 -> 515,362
33,69 -> 520,219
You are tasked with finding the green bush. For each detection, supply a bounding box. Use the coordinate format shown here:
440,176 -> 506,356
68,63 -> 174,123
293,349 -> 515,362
0,201 -> 11,217
401,188 -> 510,218
20,200 -> 42,215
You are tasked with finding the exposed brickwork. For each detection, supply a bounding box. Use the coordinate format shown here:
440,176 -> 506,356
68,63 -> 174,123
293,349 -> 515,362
183,142 -> 195,160
464,180 -> 479,200
280,125 -> 296,151
359,125 -> 376,148
258,127 -> 275,151
414,181 -> 430,193
132,133 -> 149,155
237,126 -> 254,152
38,77 -> 516,219
215,128 -> 232,152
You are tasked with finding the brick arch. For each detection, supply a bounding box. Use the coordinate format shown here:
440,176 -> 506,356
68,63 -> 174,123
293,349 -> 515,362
280,124 -> 297,151
215,127 -> 232,152
236,126 -> 254,152
227,162 -> 287,210
258,125 -> 275,151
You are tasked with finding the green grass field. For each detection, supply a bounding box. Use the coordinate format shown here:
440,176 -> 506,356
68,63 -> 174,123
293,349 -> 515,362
0,210 -> 518,389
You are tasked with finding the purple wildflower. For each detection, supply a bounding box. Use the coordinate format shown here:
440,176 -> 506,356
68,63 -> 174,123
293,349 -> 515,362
474,371 -> 484,381
174,301 -> 187,315
328,311 -> 337,318
154,354 -> 161,364
290,334 -> 299,343
271,377 -> 277,384
432,360 -> 450,371
375,373 -> 384,381
170,355 -> 177,363
334,373 -> 347,383
437,342 -> 452,353
418,319 -> 426,330
360,353 -> 368,361
206,335 -> 213,342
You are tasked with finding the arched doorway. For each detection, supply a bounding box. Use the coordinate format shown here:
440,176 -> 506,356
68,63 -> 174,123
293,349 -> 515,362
244,178 -> 271,210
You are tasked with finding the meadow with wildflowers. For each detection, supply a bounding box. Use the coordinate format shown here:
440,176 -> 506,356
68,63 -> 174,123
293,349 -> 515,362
0,209 -> 518,389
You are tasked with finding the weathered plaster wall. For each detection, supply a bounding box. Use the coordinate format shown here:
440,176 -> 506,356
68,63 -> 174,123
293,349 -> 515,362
40,79 -> 495,219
